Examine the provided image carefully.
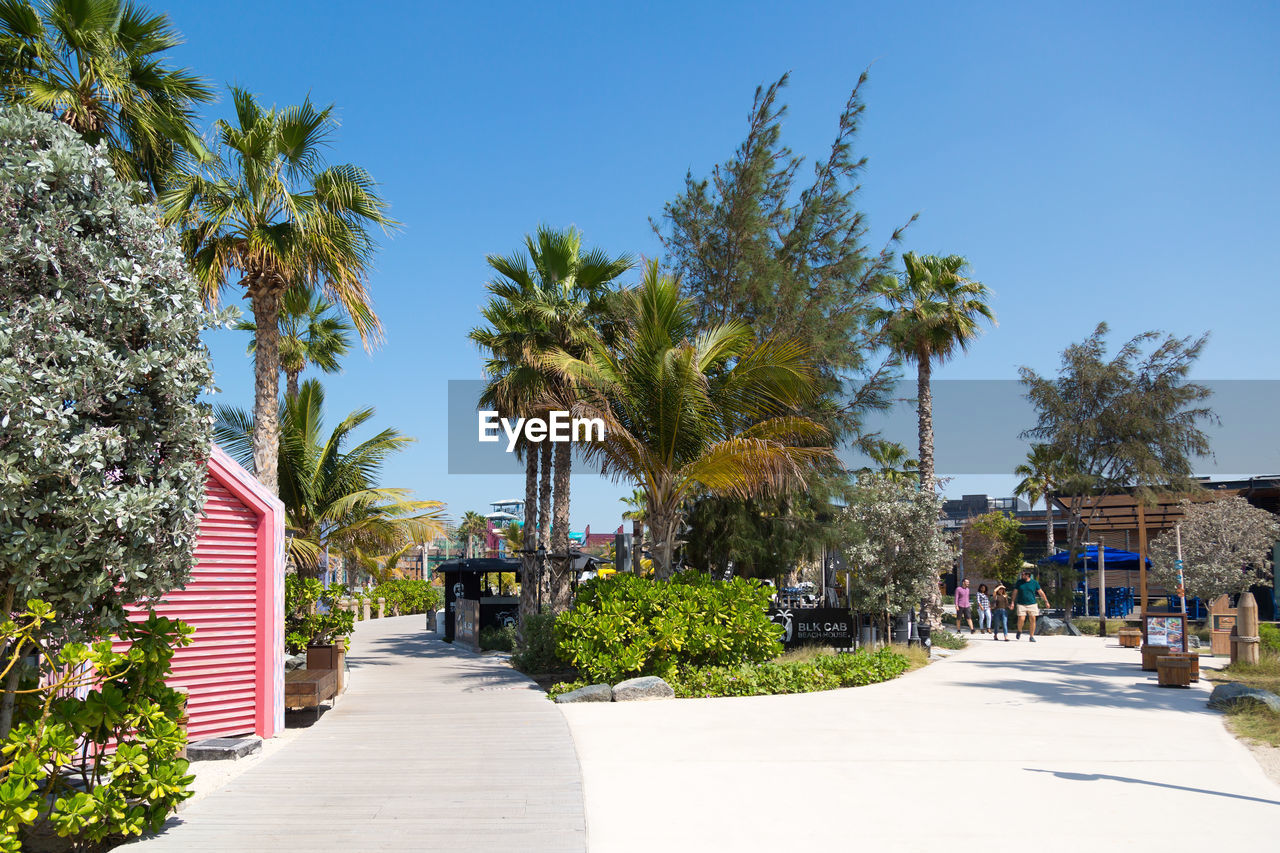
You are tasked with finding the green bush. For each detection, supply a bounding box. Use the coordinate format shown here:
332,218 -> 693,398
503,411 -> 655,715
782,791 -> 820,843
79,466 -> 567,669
368,579 -> 440,615
1260,623 -> 1280,657
1072,618 -> 1127,636
930,628 -> 968,650
1,602 -> 195,849
480,625 -> 517,652
555,572 -> 782,683
285,576 -> 356,654
0,107 -> 216,636
511,613 -> 567,674
669,647 -> 910,698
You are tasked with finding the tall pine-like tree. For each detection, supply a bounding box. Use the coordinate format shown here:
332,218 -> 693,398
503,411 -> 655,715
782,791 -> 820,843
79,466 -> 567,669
656,71 -> 912,578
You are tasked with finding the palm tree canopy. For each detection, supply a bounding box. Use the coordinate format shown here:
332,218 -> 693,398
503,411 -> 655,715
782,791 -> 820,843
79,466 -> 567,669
470,224 -> 634,424
238,285 -> 354,377
1013,443 -> 1065,507
0,0 -> 213,196
161,86 -> 396,345
873,252 -> 994,365
549,260 -> 833,519
214,379 -> 444,570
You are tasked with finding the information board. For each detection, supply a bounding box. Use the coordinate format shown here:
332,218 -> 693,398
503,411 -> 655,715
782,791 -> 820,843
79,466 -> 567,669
1144,612 -> 1187,653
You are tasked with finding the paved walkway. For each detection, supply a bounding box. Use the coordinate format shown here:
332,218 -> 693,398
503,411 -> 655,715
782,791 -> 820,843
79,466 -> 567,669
131,615 -> 586,852
562,635 -> 1279,852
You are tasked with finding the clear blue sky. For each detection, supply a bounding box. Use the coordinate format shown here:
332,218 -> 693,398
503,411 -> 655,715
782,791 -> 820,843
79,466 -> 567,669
164,0 -> 1280,527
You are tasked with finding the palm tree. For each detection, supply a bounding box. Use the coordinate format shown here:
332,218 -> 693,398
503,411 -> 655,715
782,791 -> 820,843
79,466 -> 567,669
457,511 -> 489,559
1014,444 -> 1064,557
865,439 -> 919,484
214,380 -> 444,576
549,261 -> 834,580
163,88 -> 394,495
873,252 -> 994,492
620,488 -> 647,570
238,286 -> 354,399
351,542 -> 418,586
470,225 -> 633,612
0,0 -> 212,196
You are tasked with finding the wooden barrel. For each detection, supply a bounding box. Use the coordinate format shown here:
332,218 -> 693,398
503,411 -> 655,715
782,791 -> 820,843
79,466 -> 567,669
1164,651 -> 1199,682
1141,644 -> 1170,671
1156,656 -> 1192,687
1117,628 -> 1142,648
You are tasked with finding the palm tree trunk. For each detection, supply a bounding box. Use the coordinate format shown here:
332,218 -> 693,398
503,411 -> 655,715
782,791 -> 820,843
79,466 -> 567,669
632,518 -> 643,573
550,440 -> 573,613
1045,492 -> 1056,556
286,369 -> 300,400
250,283 -> 284,494
538,441 -> 552,606
916,356 -> 934,493
520,446 -> 539,620
650,509 -> 677,581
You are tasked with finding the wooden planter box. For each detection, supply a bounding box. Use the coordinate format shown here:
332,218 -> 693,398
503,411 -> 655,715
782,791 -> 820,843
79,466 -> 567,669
1163,651 -> 1199,682
1117,628 -> 1142,648
306,639 -> 347,694
1141,644 -> 1171,671
1156,656 -> 1192,687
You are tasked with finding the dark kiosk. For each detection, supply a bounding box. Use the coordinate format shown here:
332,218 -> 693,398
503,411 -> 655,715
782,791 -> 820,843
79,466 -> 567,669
439,557 -> 523,644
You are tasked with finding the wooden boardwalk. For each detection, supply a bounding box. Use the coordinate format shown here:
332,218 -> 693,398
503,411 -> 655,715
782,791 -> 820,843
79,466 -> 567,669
131,615 -> 586,852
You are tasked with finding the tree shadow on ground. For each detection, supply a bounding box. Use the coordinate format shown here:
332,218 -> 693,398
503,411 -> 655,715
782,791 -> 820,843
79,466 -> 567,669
1023,768 -> 1280,807
961,657 -> 1217,714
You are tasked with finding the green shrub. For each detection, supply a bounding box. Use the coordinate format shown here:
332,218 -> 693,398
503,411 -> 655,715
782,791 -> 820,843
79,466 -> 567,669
368,579 -> 440,615
480,625 -> 517,652
1072,618 -> 1127,636
511,613 -> 568,674
1,602 -> 195,849
0,108 -> 216,637
930,628 -> 968,649
285,576 -> 356,653
555,572 -> 782,683
669,647 -> 910,698
1260,623 -> 1280,657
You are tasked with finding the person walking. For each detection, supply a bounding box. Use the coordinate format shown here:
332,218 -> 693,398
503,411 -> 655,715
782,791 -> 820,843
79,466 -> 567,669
1012,569 -> 1051,642
954,578 -> 974,633
992,583 -> 1011,640
975,583 -> 992,635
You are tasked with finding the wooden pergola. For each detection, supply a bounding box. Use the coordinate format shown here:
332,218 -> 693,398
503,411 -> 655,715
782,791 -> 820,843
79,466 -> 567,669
1051,491 -> 1223,615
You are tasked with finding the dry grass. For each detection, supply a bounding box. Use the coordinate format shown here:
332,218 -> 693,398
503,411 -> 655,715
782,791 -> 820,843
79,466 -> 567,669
1204,655 -> 1280,695
891,643 -> 931,671
1206,653 -> 1280,749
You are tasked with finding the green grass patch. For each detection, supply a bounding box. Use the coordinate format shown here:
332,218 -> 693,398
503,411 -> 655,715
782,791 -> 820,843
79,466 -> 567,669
1071,618 -> 1128,636
1205,654 -> 1280,695
1224,701 -> 1280,748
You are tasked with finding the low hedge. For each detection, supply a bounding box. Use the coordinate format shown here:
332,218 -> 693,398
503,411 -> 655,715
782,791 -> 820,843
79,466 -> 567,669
367,579 -> 440,615
554,571 -> 782,683
670,647 -> 910,698
549,647 -> 911,700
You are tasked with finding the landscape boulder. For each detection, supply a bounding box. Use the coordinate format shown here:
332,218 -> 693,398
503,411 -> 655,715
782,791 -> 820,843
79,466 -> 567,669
555,684 -> 613,704
612,676 -> 675,702
1207,682 -> 1280,713
285,654 -> 305,671
1036,616 -> 1066,635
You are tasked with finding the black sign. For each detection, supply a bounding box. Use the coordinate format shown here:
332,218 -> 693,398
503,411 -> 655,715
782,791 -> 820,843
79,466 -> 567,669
769,607 -> 854,649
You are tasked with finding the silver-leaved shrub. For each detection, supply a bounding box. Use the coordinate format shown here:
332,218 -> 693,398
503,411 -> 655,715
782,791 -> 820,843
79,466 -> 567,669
0,107 -> 214,633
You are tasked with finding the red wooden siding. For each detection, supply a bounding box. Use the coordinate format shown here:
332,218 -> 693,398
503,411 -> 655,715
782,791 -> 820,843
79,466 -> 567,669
149,477 -> 261,740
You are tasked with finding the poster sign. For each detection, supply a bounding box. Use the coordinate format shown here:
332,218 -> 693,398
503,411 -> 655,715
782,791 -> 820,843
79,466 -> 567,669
1144,612 -> 1187,652
456,600 -> 480,652
1212,614 -> 1236,633
769,607 -> 854,649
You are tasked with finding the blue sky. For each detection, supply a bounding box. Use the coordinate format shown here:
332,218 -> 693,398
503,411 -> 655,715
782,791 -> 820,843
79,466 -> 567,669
164,0 -> 1280,528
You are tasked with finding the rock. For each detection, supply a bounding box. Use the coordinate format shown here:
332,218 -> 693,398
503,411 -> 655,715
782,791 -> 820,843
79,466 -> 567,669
187,736 -> 262,761
612,676 -> 675,702
1036,616 -> 1066,635
554,683 -> 613,704
1188,635 -> 1201,650
284,654 -> 305,671
1208,682 -> 1280,713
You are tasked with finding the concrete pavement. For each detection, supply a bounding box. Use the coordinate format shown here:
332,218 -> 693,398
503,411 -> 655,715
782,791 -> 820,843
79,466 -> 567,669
130,615 -> 586,852
561,635 -> 1279,852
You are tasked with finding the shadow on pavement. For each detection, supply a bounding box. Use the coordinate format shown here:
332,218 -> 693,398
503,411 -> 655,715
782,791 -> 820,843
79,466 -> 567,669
962,658 -> 1215,714
1024,768 -> 1280,807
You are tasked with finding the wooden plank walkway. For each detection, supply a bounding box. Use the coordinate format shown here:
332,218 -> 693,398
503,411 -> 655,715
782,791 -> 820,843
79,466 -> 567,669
130,614 -> 586,852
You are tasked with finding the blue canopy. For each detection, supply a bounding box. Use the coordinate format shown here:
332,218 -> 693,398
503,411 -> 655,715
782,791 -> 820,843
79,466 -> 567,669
1038,545 -> 1151,570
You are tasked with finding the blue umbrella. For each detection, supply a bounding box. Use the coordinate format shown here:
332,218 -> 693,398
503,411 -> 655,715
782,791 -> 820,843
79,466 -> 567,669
1038,545 -> 1151,570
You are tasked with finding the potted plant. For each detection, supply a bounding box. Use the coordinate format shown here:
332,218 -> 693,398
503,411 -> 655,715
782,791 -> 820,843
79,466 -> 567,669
285,577 -> 356,688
